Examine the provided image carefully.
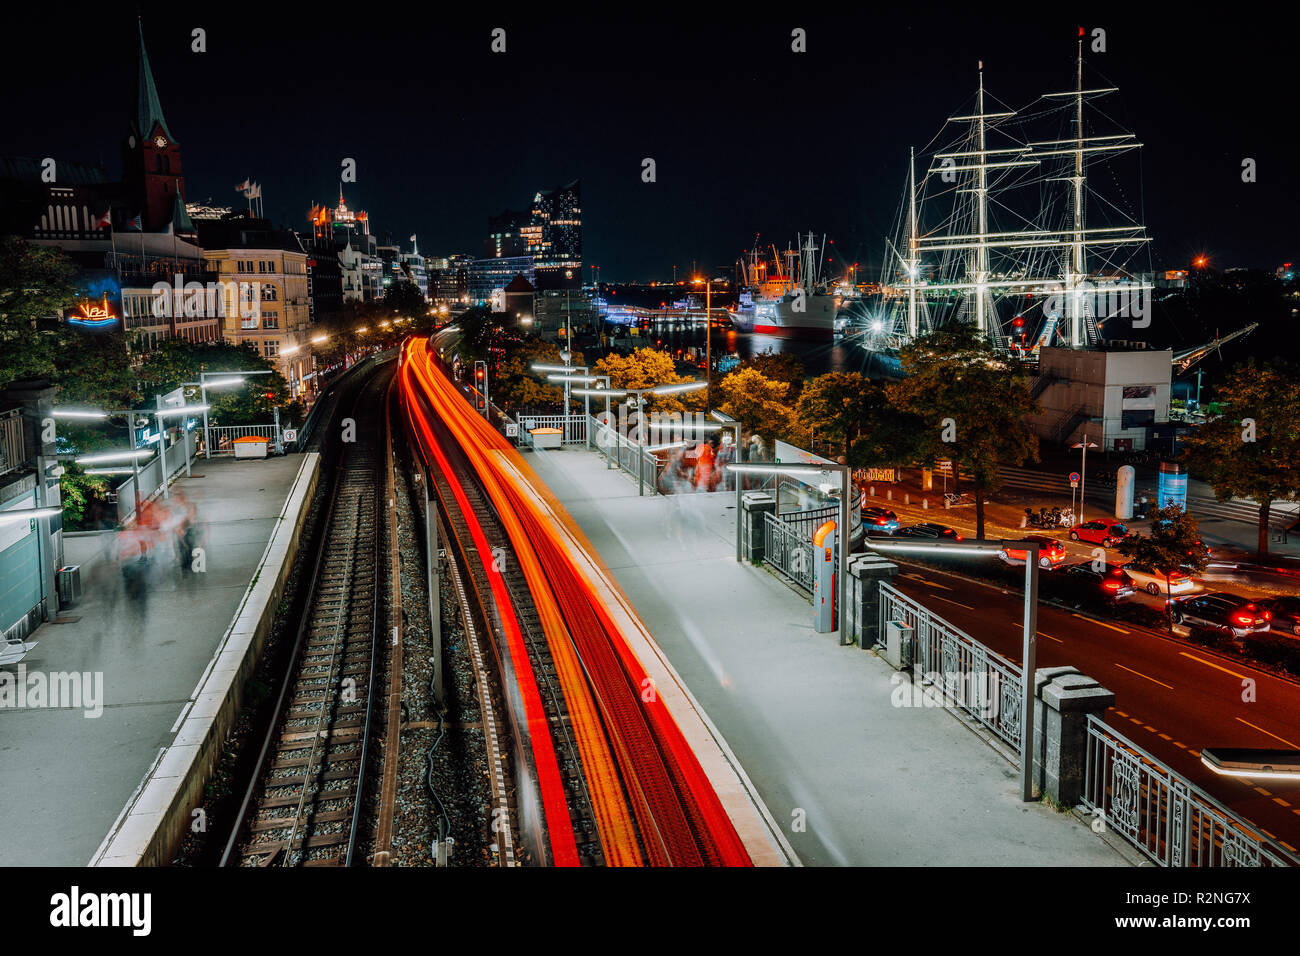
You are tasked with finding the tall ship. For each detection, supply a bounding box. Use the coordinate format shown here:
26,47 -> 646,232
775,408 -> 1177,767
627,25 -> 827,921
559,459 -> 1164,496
731,233 -> 837,338
858,40 -> 1154,360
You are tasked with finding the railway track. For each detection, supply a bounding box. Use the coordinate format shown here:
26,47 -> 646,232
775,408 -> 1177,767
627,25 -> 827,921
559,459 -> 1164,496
222,366 -> 390,867
413,390 -> 606,865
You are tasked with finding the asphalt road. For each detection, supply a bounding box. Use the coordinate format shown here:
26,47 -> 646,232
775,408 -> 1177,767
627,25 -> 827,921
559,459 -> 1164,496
891,560 -> 1300,854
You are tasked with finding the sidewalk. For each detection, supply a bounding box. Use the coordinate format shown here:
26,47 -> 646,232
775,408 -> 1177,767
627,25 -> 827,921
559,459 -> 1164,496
522,446 -> 1126,866
0,454 -> 305,866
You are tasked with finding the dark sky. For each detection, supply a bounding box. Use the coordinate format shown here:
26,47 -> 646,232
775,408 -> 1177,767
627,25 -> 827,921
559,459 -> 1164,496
3,4 -> 1293,280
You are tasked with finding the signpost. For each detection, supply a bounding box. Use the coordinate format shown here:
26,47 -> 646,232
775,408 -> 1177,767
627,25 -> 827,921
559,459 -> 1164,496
1070,471 -> 1080,517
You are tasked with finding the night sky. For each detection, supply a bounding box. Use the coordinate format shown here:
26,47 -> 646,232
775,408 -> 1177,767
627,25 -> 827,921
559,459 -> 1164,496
4,4 -> 1293,280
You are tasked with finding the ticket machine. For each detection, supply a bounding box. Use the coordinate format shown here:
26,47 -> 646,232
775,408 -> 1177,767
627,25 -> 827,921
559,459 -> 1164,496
813,520 -> 837,633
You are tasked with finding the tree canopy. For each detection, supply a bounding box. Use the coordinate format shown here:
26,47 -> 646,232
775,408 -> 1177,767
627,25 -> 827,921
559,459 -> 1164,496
1180,360 -> 1300,558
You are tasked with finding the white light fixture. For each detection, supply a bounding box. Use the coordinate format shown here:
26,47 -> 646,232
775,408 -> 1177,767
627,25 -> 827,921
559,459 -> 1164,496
155,404 -> 211,418
75,449 -> 153,465
0,507 -> 62,523
51,409 -> 109,420
651,381 -> 707,396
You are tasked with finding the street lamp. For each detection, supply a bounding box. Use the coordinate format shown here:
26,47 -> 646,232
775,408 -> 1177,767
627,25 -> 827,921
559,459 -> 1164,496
861,536 -> 1041,801
571,380 -> 707,493
692,275 -> 713,408
1072,433 -> 1099,525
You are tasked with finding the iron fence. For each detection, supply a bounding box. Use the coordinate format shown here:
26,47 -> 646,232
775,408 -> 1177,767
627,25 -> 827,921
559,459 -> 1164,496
206,424 -> 278,455
763,511 -> 815,595
879,581 -> 1023,750
1081,715 -> 1300,867
517,413 -> 586,445
0,408 -> 24,478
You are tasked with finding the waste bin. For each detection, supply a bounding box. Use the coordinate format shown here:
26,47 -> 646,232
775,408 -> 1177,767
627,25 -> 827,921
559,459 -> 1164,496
57,565 -> 82,605
233,435 -> 270,459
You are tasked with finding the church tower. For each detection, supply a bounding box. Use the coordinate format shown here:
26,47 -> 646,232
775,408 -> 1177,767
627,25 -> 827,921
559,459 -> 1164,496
122,19 -> 186,232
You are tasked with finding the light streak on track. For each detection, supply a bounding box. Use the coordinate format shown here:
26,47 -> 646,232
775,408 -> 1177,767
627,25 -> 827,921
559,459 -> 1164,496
400,337 -> 753,866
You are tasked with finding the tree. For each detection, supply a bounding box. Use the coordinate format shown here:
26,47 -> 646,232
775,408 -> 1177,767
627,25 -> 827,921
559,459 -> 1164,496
888,322 -> 1039,539
716,367 -> 795,441
594,347 -> 703,414
1117,504 -> 1209,632
847,380 -> 927,470
1180,360 -> 1300,558
492,338 -> 569,410
137,340 -> 294,426
383,279 -> 427,320
738,350 -> 806,402
796,372 -> 872,460
0,238 -> 79,387
58,462 -> 110,530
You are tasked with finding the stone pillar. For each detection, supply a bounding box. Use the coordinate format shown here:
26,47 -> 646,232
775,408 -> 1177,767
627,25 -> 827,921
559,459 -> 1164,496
1032,667 -> 1115,805
847,552 -> 899,649
741,491 -> 776,564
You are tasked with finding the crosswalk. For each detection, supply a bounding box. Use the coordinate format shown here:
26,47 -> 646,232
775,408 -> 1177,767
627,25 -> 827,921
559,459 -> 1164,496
1187,496 -> 1299,527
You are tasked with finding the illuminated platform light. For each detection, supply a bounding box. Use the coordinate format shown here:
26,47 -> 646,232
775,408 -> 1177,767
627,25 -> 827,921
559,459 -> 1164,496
75,449 -> 154,465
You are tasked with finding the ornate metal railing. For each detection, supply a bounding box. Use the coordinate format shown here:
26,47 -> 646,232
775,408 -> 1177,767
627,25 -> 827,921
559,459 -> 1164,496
206,424 -> 279,455
763,511 -> 815,595
878,581 -> 1024,750
1081,715 -> 1300,867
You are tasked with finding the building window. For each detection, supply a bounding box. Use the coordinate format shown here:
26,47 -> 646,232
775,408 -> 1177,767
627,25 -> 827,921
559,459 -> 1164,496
262,315 -> 279,330
262,284 -> 278,301
264,341 -> 279,358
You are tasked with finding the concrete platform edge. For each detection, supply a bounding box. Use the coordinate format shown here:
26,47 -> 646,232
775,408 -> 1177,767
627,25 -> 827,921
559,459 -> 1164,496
88,452 -> 322,867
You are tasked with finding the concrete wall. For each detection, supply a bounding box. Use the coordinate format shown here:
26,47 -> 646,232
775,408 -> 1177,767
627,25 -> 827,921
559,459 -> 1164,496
91,452 -> 321,866
1028,347 -> 1172,450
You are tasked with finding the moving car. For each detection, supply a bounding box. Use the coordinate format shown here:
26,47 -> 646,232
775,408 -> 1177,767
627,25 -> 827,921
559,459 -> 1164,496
1168,591 -> 1272,638
1000,535 -> 1068,569
862,507 -> 900,535
1069,521 -> 1128,548
898,522 -> 963,540
1120,562 -> 1198,596
1254,596 -> 1300,637
1060,561 -> 1136,602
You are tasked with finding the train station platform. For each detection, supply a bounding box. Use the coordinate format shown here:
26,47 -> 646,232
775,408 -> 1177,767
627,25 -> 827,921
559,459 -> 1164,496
523,445 -> 1128,866
0,454 -> 308,866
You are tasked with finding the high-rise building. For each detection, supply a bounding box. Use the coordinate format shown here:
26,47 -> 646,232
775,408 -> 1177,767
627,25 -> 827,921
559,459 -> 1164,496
530,179 -> 581,291
486,209 -> 529,258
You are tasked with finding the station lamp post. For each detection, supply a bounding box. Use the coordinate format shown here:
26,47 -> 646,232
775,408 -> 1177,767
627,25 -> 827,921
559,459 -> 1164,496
1072,433 -> 1099,525
857,536 -> 1042,801
199,370 -> 273,459
570,380 -> 707,493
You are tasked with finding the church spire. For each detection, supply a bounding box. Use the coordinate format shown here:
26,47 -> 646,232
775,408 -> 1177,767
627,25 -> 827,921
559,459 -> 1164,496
132,18 -> 175,144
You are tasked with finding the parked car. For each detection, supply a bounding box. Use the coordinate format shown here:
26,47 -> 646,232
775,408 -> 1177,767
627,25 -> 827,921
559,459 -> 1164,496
1254,596 -> 1300,637
862,507 -> 900,535
1069,521 -> 1129,548
1060,561 -> 1136,602
1000,535 -> 1068,569
1120,562 -> 1198,596
1168,591 -> 1272,639
898,522 -> 963,541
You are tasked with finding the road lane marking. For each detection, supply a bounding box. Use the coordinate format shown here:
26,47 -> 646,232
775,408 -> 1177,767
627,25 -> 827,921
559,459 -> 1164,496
1073,613 -> 1129,634
1189,750 -> 1201,758
1173,741 -> 1187,749
1129,717 -> 1143,725
1143,725 -> 1158,732
1180,652 -> 1249,680
1234,716 -> 1300,750
1254,787 -> 1273,797
901,572 -> 952,591
928,594 -> 974,610
1038,632 -> 1063,643
1275,798 -> 1292,808
1113,662 -> 1173,690
1115,710 -> 1129,718
1158,733 -> 1172,741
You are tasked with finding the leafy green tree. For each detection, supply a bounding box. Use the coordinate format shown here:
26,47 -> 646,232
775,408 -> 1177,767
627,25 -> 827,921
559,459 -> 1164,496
716,367 -> 795,441
59,462 -> 110,530
1180,360 -> 1300,558
493,338 -> 568,410
888,322 -> 1039,539
383,279 -> 427,319
137,340 -> 294,426
0,238 -> 79,387
847,380 -> 927,470
1117,504 -> 1209,632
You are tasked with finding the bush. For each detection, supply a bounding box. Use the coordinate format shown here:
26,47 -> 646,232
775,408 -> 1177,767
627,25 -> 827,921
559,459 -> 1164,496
1186,626 -> 1227,650
1240,634 -> 1300,673
1113,602 -> 1169,630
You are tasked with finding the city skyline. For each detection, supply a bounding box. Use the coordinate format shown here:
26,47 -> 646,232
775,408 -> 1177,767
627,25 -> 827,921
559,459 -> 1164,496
2,7 -> 1294,280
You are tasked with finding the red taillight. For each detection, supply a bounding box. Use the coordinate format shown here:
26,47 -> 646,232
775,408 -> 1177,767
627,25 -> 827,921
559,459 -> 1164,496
955,534 -> 963,541
1104,581 -> 1120,590
1232,613 -> 1254,626
1263,611 -> 1272,621
876,518 -> 887,525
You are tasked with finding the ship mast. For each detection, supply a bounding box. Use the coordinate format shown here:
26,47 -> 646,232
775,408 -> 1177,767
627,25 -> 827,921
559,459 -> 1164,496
906,146 -> 919,339
974,63 -> 990,336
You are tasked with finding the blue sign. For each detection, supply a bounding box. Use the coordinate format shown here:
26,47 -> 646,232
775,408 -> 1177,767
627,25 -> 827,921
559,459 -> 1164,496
1069,472 -> 1080,483
1158,466 -> 1187,511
